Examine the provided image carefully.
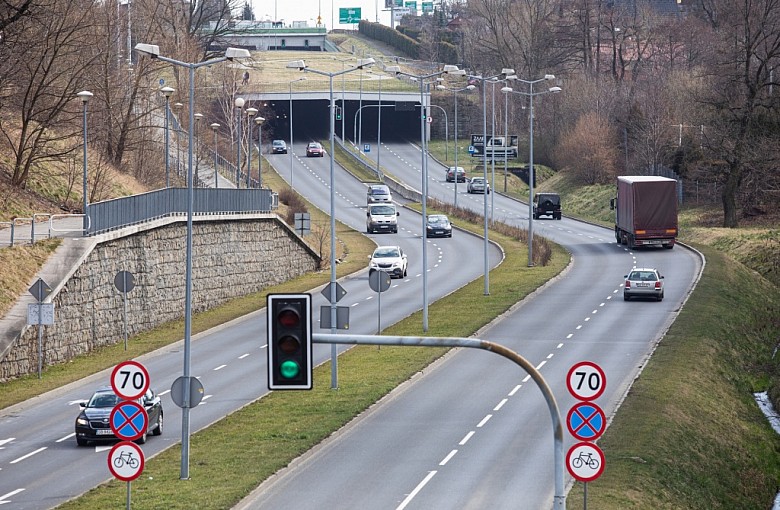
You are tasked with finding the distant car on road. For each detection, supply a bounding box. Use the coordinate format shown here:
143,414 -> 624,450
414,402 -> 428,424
468,177 -> 490,194
366,183 -> 392,204
623,267 -> 665,301
446,166 -> 466,183
533,192 -> 562,220
369,245 -> 408,278
426,214 -> 452,238
75,386 -> 163,446
272,140 -> 288,154
306,142 -> 325,157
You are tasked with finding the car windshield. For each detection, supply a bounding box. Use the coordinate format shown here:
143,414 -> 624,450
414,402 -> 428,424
373,248 -> 400,258
88,392 -> 120,408
308,143 -> 319,148
370,188 -> 388,196
273,141 -> 284,146
428,215 -> 447,224
369,205 -> 394,215
472,178 -> 484,184
628,271 -> 658,281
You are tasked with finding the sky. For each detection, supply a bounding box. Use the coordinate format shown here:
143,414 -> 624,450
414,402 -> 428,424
250,0 -> 399,29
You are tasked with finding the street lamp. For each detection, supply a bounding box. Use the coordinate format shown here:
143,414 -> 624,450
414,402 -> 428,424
286,57 -> 375,388
385,63 -> 461,331
76,90 -> 93,233
436,83 -> 475,206
210,122 -> 220,188
289,76 -> 306,188
173,102 -> 183,181
194,113 -> 203,185
235,97 -> 245,188
254,116 -> 265,188
134,42 -> 251,481
467,68 -> 515,295
501,74 -> 561,267
161,86 -> 175,188
246,107 -> 258,188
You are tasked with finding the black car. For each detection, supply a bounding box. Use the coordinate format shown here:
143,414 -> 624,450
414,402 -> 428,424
426,214 -> 453,238
75,386 -> 163,446
271,140 -> 288,154
533,192 -> 562,220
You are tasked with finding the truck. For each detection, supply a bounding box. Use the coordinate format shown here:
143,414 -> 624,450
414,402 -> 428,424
470,135 -> 518,159
610,176 -> 678,249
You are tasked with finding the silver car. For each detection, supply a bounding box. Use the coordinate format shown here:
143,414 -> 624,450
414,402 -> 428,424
623,267 -> 665,301
467,177 -> 490,194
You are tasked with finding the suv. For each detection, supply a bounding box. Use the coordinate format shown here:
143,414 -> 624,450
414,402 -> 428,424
533,192 -> 562,220
366,183 -> 392,204
271,140 -> 288,154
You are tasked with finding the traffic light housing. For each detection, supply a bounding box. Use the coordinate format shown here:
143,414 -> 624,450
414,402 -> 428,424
267,294 -> 312,390
335,106 -> 342,121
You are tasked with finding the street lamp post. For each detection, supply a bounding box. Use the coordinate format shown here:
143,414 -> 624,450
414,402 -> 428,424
501,75 -> 562,267
193,113 -> 203,185
466,68 -> 515,296
133,43 -> 251,481
234,97 -> 245,188
255,116 -> 265,188
76,90 -> 93,233
246,107 -> 258,187
161,86 -> 175,188
436,83 -> 475,206
289,77 -> 306,188
287,57 -> 375,388
210,122 -> 220,188
173,102 -> 183,181
385,64 -> 461,331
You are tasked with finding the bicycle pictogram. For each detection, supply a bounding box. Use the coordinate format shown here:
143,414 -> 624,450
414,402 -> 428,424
113,450 -> 139,469
571,450 -> 599,470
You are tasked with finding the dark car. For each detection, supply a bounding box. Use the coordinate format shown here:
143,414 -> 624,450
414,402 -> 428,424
533,192 -> 562,220
426,214 -> 452,238
271,140 -> 287,154
75,386 -> 163,446
446,167 -> 466,183
306,142 -> 325,157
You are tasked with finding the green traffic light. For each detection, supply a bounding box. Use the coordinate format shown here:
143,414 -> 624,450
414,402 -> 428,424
280,360 -> 301,379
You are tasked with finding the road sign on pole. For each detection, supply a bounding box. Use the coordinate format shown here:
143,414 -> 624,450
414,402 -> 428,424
110,401 -> 148,441
566,361 -> 606,401
111,361 -> 150,401
108,441 -> 145,482
566,442 -> 605,482
566,401 -> 606,441
339,7 -> 362,23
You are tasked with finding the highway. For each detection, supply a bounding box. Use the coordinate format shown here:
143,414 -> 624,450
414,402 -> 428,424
237,140 -> 702,509
0,140 -> 501,509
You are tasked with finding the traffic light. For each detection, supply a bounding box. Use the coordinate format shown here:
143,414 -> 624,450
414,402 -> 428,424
335,106 -> 342,121
421,107 -> 427,120
267,294 -> 312,390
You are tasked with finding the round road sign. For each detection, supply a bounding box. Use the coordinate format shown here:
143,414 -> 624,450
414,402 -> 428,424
110,401 -> 148,441
566,361 -> 606,401
111,361 -> 150,401
566,442 -> 605,482
567,401 -> 606,441
108,441 -> 145,482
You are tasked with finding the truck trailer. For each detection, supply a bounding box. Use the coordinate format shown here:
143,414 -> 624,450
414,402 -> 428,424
611,176 -> 678,249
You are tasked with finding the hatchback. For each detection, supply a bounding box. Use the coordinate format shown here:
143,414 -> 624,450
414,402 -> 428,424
426,214 -> 452,238
624,268 -> 665,301
306,142 -> 324,157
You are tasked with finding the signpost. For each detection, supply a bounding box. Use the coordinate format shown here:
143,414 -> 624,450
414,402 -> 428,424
28,278 -> 53,379
114,270 -> 135,350
566,442 -> 605,482
338,7 -> 362,24
368,269 -> 391,334
110,401 -> 148,442
566,401 -> 606,442
566,361 -> 606,401
108,441 -> 145,482
111,360 -> 150,401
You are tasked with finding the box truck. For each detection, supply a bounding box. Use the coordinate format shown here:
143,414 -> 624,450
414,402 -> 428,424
610,176 -> 678,249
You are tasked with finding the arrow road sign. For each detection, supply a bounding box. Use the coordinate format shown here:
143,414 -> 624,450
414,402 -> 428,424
566,442 -> 605,482
566,361 -> 606,401
110,401 -> 148,441
108,441 -> 145,482
567,401 -> 606,441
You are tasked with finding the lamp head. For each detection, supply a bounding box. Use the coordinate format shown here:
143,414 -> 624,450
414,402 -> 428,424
501,86 -> 513,93
544,74 -> 556,81
442,64 -> 460,73
549,86 -> 562,93
287,60 -> 306,71
194,113 -> 204,121
466,84 -> 476,91
160,86 -> 175,98
384,65 -> 401,75
210,122 -> 220,130
225,47 -> 251,61
501,68 -> 516,76
505,74 -> 518,81
246,107 -> 258,116
134,43 -> 160,58
254,116 -> 265,125
76,90 -> 93,103
357,57 -> 375,69
235,97 -> 245,108
435,84 -> 446,90
173,102 -> 183,110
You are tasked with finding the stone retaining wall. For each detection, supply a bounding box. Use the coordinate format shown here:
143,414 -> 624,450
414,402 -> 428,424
0,215 -> 319,381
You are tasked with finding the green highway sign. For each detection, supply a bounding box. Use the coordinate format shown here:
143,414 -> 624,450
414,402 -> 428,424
405,1 -> 417,11
339,7 -> 362,24
422,1 -> 433,12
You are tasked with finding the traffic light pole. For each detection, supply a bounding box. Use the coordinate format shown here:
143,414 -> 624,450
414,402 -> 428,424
312,332 -> 566,510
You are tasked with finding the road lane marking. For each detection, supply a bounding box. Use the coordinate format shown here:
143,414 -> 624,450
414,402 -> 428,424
477,414 -> 492,427
238,353 -> 250,359
0,488 -> 25,505
0,438 -> 14,448
214,364 -> 227,371
494,399 -> 508,411
439,450 -> 458,466
459,431 -> 475,445
10,447 -> 46,464
396,471 -> 437,510
522,375 -> 531,383
56,433 -> 75,443
509,385 -> 522,396
557,343 -> 563,349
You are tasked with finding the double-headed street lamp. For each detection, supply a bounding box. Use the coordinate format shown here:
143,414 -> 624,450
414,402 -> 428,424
210,122 -> 220,188
246,107 -> 258,188
385,63 -> 462,331
502,74 -> 561,267
161,86 -> 175,188
466,68 -> 515,296
287,57 -> 375,388
133,43 -> 251,481
76,90 -> 93,233
254,115 -> 265,188
435,83 -> 475,206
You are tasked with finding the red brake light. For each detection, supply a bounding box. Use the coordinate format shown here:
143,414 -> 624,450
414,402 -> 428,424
625,280 -> 631,289
655,281 -> 662,289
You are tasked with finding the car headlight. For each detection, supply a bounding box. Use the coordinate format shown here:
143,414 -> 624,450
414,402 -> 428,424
76,416 -> 88,426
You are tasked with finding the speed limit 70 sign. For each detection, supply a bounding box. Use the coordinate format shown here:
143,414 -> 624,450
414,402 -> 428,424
111,361 -> 150,400
566,361 -> 606,401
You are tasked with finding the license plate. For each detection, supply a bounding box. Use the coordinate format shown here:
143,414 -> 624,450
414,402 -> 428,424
434,230 -> 443,234
96,429 -> 114,435
636,283 -> 650,287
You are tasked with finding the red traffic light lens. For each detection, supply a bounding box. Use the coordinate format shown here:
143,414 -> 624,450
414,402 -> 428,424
279,335 -> 301,354
278,309 -> 300,328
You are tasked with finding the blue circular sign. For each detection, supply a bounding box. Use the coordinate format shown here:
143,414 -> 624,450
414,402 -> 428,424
566,401 -> 606,441
110,401 -> 148,441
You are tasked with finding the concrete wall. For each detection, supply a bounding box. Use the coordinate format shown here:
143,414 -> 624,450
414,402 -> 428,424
0,215 -> 320,381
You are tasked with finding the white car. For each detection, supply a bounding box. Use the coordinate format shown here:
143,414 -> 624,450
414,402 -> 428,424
623,267 -> 665,301
467,177 -> 490,194
369,245 -> 408,279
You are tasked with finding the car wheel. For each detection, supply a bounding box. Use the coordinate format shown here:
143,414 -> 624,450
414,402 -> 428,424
152,412 -> 163,436
403,267 -> 407,277
76,436 -> 88,447
136,431 -> 147,445
623,294 -> 630,301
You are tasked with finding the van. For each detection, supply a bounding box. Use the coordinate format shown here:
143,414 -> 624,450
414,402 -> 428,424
366,203 -> 399,234
367,183 -> 392,204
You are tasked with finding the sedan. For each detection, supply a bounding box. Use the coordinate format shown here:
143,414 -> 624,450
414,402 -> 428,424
426,214 -> 452,238
75,386 -> 163,446
624,267 -> 665,301
369,245 -> 408,279
446,166 -> 466,183
271,140 -> 287,154
306,142 -> 325,157
467,177 -> 491,194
